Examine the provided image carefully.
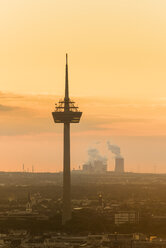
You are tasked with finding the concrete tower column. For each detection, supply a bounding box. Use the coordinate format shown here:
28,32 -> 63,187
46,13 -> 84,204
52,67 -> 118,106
62,122 -> 71,224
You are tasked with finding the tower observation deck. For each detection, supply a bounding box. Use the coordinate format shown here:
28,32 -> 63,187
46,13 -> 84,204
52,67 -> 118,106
52,54 -> 82,225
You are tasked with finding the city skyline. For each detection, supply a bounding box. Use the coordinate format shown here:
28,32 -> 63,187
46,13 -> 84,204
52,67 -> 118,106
0,0 -> 166,173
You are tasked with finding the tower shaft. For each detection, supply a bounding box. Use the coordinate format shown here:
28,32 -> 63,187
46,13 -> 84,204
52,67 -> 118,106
62,122 -> 71,225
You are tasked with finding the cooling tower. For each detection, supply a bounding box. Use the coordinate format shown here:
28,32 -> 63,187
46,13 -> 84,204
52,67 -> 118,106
115,157 -> 124,173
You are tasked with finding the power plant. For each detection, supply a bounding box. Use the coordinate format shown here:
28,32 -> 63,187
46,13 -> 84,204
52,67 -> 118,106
82,148 -> 107,174
82,160 -> 107,174
52,54 -> 82,225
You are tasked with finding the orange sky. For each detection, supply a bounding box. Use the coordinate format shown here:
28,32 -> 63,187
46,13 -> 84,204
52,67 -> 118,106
0,92 -> 166,173
0,0 -> 166,172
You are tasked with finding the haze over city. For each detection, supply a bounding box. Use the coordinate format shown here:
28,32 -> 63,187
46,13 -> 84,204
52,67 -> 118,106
1,1 -> 166,246
1,0 -> 166,173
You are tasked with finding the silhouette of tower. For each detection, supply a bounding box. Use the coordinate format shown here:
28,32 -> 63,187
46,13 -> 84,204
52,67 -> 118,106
52,54 -> 82,225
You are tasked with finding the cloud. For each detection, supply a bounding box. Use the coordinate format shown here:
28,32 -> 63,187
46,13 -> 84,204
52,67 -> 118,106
0,104 -> 18,112
0,91 -> 24,99
0,92 -> 165,136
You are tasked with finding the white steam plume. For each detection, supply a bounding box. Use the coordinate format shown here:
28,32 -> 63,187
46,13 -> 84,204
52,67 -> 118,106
88,148 -> 107,162
107,141 -> 122,158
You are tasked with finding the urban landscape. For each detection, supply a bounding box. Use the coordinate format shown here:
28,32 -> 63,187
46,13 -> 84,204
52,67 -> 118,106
0,171 -> 166,247
1,0 -> 166,247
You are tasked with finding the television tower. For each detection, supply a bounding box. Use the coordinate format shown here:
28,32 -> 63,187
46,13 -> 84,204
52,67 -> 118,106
52,54 -> 82,225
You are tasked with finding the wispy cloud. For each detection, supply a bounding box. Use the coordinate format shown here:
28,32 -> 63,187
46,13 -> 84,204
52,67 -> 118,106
0,104 -> 18,112
0,92 -> 165,136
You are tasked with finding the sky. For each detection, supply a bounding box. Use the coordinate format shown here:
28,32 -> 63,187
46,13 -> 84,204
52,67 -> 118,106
0,0 -> 166,172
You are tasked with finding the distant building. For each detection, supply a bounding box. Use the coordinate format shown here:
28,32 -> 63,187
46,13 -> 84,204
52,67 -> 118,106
82,159 -> 107,174
115,157 -> 124,173
26,192 -> 32,213
115,211 -> 139,225
82,163 -> 93,173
